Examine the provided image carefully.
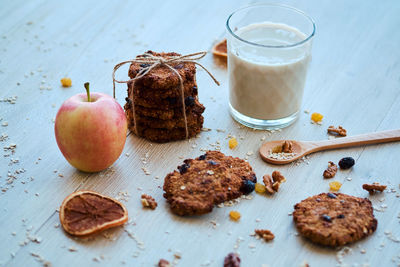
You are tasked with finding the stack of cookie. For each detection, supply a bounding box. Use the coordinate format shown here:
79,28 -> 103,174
124,51 -> 205,143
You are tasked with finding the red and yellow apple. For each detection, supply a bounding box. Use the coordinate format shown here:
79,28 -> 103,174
55,83 -> 127,172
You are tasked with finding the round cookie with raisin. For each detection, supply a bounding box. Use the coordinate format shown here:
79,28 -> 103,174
293,192 -> 377,247
163,151 -> 257,216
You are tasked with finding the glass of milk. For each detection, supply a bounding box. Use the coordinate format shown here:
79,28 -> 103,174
226,4 -> 315,129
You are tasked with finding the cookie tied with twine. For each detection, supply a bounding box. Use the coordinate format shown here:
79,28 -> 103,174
113,51 -> 219,140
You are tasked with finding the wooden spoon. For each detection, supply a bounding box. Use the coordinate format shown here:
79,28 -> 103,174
259,129 -> 400,165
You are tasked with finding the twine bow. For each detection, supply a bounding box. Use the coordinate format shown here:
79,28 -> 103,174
112,51 -> 220,139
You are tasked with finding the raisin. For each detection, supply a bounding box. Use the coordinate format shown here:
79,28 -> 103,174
311,112 -> 323,122
338,157 -> 355,169
228,137 -> 238,149
207,160 -> 218,166
174,63 -> 184,69
184,96 -> 195,107
178,163 -> 190,174
192,86 -> 198,94
322,214 -> 332,222
327,192 -> 337,199
198,154 -> 206,160
255,183 -> 266,194
229,211 -> 241,221
240,180 -> 255,195
337,214 -> 345,219
224,252 -> 240,267
140,63 -> 150,68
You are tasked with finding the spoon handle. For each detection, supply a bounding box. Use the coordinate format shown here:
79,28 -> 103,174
306,129 -> 400,152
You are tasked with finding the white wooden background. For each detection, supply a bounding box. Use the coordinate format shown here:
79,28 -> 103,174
0,0 -> 400,266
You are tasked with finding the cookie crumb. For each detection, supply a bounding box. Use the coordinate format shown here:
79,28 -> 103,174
327,125 -> 347,137
141,194 -> 157,210
362,183 -> 387,194
323,161 -> 338,178
255,229 -> 275,241
223,252 -> 240,267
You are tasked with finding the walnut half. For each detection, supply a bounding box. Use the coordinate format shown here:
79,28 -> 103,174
327,125 -> 347,136
362,183 -> 387,194
323,161 -> 338,178
255,229 -> 275,241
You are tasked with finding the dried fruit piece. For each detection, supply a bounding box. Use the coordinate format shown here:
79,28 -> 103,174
327,125 -> 347,137
323,161 -> 338,178
228,137 -> 238,149
158,259 -> 171,267
60,77 -> 72,87
322,214 -> 332,222
229,211 -> 241,221
362,183 -> 387,194
338,157 -> 355,169
59,191 -> 128,236
255,229 -> 275,241
281,141 -> 293,153
311,112 -> 323,122
240,179 -> 255,195
223,252 -> 240,267
255,183 -> 266,194
212,39 -> 227,58
329,181 -> 342,191
141,194 -> 157,210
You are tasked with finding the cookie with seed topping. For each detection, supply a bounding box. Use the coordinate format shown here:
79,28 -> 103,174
293,193 -> 377,247
163,151 -> 257,216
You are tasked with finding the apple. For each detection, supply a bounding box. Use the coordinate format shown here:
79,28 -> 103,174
55,82 -> 127,172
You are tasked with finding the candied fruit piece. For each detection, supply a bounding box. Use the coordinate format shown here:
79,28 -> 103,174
229,211 -> 241,221
60,77 -> 72,87
255,183 -> 266,194
228,137 -> 238,149
311,112 -> 323,122
329,181 -> 342,191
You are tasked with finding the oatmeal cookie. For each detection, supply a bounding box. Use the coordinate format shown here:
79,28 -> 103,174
131,80 -> 198,99
126,97 -> 205,120
128,51 -> 196,89
293,193 -> 377,247
163,151 -> 257,215
132,125 -> 203,143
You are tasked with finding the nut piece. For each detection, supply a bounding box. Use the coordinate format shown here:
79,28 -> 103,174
323,161 -> 338,178
327,125 -> 347,136
262,174 -> 275,194
158,259 -> 171,267
362,183 -> 387,194
223,252 -> 240,267
262,171 -> 286,194
282,141 -> 293,153
255,229 -> 275,241
141,194 -> 157,210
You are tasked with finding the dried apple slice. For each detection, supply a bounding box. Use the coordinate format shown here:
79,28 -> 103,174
212,39 -> 227,58
59,190 -> 128,236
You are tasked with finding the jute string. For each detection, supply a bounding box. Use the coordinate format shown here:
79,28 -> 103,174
112,52 -> 220,139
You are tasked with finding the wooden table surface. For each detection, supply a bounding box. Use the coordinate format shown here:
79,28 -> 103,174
1,0 -> 400,266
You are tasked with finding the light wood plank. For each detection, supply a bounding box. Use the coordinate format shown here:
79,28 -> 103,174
1,0 -> 400,266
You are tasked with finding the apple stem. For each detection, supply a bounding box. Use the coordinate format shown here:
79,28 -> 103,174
84,82 -> 91,102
